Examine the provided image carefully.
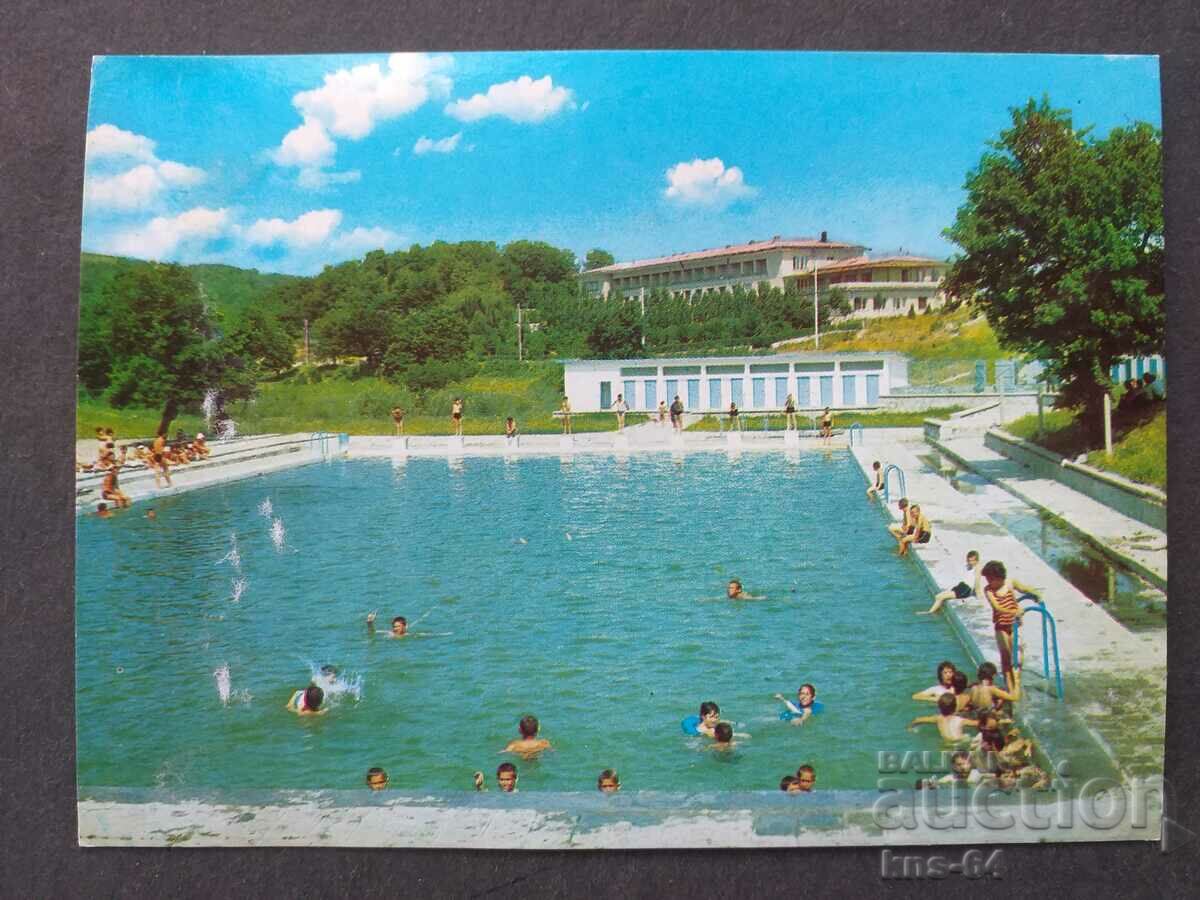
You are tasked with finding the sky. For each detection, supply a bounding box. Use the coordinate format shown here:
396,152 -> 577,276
80,51 -> 1163,276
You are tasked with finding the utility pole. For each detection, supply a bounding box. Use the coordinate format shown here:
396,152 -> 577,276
516,305 -> 523,362
639,291 -> 646,348
812,261 -> 820,350
303,318 -> 310,365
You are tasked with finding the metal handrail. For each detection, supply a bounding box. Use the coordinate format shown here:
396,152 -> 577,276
849,422 -> 864,446
882,464 -> 907,503
1013,595 -> 1064,700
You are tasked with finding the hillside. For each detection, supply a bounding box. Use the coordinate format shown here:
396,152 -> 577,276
79,253 -> 299,321
775,306 -> 1005,360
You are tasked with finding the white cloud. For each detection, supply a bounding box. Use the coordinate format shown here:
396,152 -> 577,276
272,117 -> 337,168
296,167 -> 362,190
331,226 -> 403,254
85,123 -> 158,163
663,157 -> 756,207
413,132 -> 462,155
83,124 -> 208,211
107,207 -> 231,259
244,209 -> 343,248
444,75 -> 575,123
292,52 -> 454,140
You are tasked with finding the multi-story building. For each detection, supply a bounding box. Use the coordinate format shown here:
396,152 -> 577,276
579,233 -> 866,302
784,254 -> 950,319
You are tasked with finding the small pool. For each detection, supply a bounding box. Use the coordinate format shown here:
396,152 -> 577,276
77,452 -> 974,795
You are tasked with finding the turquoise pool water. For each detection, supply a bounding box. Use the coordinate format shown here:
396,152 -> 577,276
77,451 -> 973,794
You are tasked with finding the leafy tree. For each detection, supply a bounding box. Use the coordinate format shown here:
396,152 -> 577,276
586,299 -> 643,358
226,304 -> 295,373
944,97 -> 1164,428
99,264 -> 238,435
584,248 -> 616,270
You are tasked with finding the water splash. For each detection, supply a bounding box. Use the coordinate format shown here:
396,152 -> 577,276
308,662 -> 363,704
213,663 -> 252,706
230,577 -> 248,603
216,417 -> 237,441
257,497 -> 273,519
217,532 -> 241,571
202,389 -> 220,425
270,518 -> 286,552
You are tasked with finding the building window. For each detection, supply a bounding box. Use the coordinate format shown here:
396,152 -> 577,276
754,259 -> 766,274
854,298 -> 866,311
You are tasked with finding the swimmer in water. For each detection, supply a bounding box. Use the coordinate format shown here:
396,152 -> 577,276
912,661 -> 958,702
598,769 -> 620,793
795,765 -> 816,792
708,722 -> 736,750
907,693 -> 979,743
145,507 -> 157,520
366,767 -> 388,790
285,684 -> 326,716
780,775 -> 802,793
503,715 -> 552,757
774,683 -> 818,725
696,701 -> 721,737
95,502 -> 111,518
496,762 -> 518,792
366,611 -> 408,638
726,579 -> 763,600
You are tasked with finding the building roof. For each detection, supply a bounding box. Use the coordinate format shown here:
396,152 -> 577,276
787,254 -> 948,276
559,351 -> 909,368
580,236 -> 867,275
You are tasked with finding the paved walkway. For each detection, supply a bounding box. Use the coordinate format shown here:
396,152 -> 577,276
933,434 -> 1166,590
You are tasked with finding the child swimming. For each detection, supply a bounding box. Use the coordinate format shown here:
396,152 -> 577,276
597,769 -> 620,793
726,579 -> 763,600
774,683 -> 819,725
503,715 -> 552,757
496,762 -> 518,792
911,661 -> 958,701
795,765 -> 816,792
285,684 -> 326,716
907,693 -> 979,743
366,767 -> 388,790
366,611 -> 408,638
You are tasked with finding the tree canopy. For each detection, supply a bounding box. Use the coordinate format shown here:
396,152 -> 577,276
944,97 -> 1164,420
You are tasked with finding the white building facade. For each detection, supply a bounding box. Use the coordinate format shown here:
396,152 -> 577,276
785,255 -> 950,319
562,352 -> 909,413
579,234 -> 866,302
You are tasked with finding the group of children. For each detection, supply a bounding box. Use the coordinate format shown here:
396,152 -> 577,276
82,425 -> 212,516
907,659 -> 1049,790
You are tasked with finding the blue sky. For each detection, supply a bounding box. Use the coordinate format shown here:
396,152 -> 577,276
81,51 -> 1162,275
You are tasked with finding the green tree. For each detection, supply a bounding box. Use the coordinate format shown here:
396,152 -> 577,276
584,248 -> 616,270
586,300 -> 642,358
99,264 -> 238,435
944,97 -> 1164,429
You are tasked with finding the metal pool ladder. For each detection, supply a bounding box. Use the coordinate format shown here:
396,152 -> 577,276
1013,595 -> 1064,700
849,422 -> 864,446
882,464 -> 907,502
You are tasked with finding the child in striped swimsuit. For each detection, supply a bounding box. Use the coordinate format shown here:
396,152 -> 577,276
981,561 -> 1040,687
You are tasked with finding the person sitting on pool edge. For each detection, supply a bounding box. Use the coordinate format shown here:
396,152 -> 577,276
897,503 -> 932,556
366,767 -> 388,790
598,769 -> 620,793
497,762 -> 519,792
795,765 -> 816,792
503,715 -> 552,757
286,684 -> 326,716
726,579 -> 763,600
919,550 -> 982,615
887,498 -> 913,543
774,683 -> 819,725
866,460 -> 884,501
366,612 -> 408,638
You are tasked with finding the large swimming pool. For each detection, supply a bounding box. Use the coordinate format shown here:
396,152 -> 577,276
77,451 -> 973,795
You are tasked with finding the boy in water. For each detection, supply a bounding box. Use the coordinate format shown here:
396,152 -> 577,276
919,551 -> 982,615
726,579 -> 762,600
95,502 -> 111,518
966,661 -> 1021,712
503,715 -> 552,757
912,661 -> 958,701
933,750 -> 991,786
285,684 -> 326,716
366,612 -> 408,638
710,722 -> 736,750
866,460 -> 884,500
897,504 -> 932,556
496,762 -> 518,792
597,769 -> 620,793
795,765 -> 816,792
907,692 -> 979,743
774,683 -> 818,725
780,775 -> 801,792
366,767 -> 389,790
981,560 -> 1040,686
697,701 -> 721,737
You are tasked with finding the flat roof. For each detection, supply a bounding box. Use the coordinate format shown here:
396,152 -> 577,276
580,236 -> 867,275
560,351 -> 908,367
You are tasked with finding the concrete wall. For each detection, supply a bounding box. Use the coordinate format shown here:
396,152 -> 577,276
882,392 -> 1041,415
984,429 -> 1166,531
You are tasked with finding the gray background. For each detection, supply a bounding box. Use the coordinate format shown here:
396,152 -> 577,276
1,1 -> 1197,895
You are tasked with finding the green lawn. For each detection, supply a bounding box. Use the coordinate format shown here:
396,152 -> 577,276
1004,405 -> 1165,490
686,406 -> 964,431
